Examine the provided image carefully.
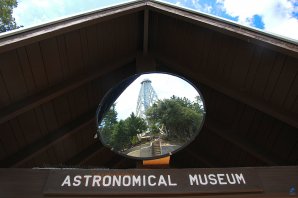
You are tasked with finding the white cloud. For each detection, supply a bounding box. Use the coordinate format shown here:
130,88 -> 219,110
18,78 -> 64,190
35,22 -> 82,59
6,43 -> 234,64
12,0 -> 136,28
217,0 -> 298,40
13,0 -> 66,27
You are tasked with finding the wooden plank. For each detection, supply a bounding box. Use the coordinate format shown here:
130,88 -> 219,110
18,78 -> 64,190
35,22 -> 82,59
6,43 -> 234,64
65,30 -> 84,74
85,25 -> 100,67
206,120 -> 282,165
25,43 -> 48,91
41,101 -> 59,133
0,122 -> 18,158
270,56 -> 298,106
67,86 -> 89,119
245,110 -> 264,139
0,50 -> 27,102
34,107 -> 49,136
9,118 -> 27,149
0,56 -> 135,124
46,147 -> 58,165
228,41 -> 254,89
39,37 -> 63,85
0,70 -> 11,108
282,57 -> 298,111
0,2 -> 145,53
253,116 -> 275,150
243,46 -> 264,91
79,29 -> 89,69
56,35 -> 70,78
0,108 -> 96,167
80,147 -> 116,167
16,47 -> 36,94
17,109 -> 42,144
271,125 -> 298,163
65,142 -> 102,165
143,9 -> 149,54
262,53 -> 286,101
250,50 -> 276,97
52,95 -> 72,127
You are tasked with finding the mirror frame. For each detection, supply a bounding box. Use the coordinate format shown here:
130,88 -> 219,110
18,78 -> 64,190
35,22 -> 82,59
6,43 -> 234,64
95,72 -> 206,160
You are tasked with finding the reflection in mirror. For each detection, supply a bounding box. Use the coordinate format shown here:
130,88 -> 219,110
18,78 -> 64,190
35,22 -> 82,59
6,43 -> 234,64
97,73 -> 205,159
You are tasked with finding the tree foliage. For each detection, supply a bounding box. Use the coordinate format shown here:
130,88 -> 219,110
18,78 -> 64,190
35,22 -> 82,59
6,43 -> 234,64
98,95 -> 204,152
0,0 -> 22,33
99,109 -> 147,151
146,96 -> 204,143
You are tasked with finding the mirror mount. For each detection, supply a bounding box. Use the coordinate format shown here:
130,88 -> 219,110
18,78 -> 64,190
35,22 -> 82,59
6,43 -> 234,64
137,156 -> 171,169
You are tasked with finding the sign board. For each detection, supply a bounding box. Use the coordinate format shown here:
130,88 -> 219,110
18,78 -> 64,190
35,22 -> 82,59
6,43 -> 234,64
44,168 -> 263,196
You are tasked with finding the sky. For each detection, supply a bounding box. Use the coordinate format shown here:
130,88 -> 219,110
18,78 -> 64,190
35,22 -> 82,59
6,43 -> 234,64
113,73 -> 201,120
158,0 -> 298,41
12,0 -> 136,27
9,0 -> 298,41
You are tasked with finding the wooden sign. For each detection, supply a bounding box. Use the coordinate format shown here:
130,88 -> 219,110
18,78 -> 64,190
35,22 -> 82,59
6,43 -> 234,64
44,168 -> 263,196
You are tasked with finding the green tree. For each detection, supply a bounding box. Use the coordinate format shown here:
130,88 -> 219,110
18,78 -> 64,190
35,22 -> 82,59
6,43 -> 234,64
111,113 -> 147,150
146,96 -> 204,143
125,112 -> 147,139
0,0 -> 22,33
100,109 -> 147,151
99,104 -> 118,145
111,120 -> 130,151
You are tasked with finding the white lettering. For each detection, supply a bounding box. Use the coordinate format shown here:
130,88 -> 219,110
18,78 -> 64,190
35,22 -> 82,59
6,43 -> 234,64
208,174 -> 217,185
73,175 -> 81,186
123,176 -> 131,186
158,175 -> 167,186
198,174 -> 208,185
143,175 -> 146,186
103,176 -> 111,186
168,175 -> 177,186
92,175 -> 101,187
189,174 -> 198,185
84,175 -> 92,187
235,173 -> 246,184
132,175 -> 141,186
61,175 -> 71,187
218,174 -> 227,185
112,175 -> 121,186
226,174 -> 236,184
148,175 -> 156,186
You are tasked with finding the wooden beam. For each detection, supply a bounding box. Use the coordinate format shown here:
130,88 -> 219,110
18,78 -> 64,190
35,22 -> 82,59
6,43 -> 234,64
65,143 -> 102,166
0,56 -> 135,125
143,8 -> 149,54
185,148 -> 216,168
205,120 -> 284,166
0,108 -> 96,168
79,147 -> 116,167
155,55 -> 298,129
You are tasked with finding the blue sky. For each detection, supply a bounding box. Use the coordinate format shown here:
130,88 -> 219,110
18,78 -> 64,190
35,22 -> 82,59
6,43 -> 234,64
11,0 -> 298,41
158,0 -> 298,41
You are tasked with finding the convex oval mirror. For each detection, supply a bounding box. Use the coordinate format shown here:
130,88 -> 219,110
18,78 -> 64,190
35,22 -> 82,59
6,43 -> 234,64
96,73 -> 206,160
